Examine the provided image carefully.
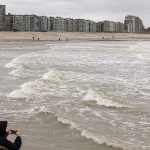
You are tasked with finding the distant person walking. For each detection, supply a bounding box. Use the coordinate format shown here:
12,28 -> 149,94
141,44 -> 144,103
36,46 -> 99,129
32,37 -> 35,40
59,38 -> 60,42
0,121 -> 22,150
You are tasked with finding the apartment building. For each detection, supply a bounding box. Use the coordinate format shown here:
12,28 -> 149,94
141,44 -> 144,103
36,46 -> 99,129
13,15 -> 40,31
65,18 -> 76,32
39,16 -> 48,32
103,21 -> 115,32
52,17 -> 65,32
115,22 -> 124,32
89,20 -> 96,32
96,22 -> 104,32
75,19 -> 87,32
2,4 -> 148,33
48,17 -> 54,31
0,5 -> 5,31
124,15 -> 144,33
103,21 -> 124,32
4,14 -> 13,31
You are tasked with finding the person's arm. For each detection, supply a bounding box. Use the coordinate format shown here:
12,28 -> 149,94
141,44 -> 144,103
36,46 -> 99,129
0,132 -> 22,150
0,137 -> 21,150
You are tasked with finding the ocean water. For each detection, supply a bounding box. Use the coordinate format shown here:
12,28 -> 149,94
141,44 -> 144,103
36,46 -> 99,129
0,40 -> 150,150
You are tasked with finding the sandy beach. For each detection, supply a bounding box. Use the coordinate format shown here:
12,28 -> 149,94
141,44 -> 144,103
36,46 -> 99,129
0,31 -> 150,42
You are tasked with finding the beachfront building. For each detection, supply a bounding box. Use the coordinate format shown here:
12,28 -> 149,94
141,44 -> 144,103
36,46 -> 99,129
103,21 -> 124,32
115,22 -> 124,32
52,17 -> 66,32
103,21 -> 116,32
65,18 -> 76,32
96,22 -> 104,32
0,5 -> 5,31
13,15 -> 23,31
75,19 -> 96,32
13,15 -> 40,32
47,17 -> 54,31
4,13 -> 13,31
124,15 -> 144,33
75,19 -> 86,32
89,20 -> 96,32
39,16 -> 48,32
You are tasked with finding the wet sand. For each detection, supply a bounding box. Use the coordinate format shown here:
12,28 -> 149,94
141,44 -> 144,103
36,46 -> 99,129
0,31 -> 150,42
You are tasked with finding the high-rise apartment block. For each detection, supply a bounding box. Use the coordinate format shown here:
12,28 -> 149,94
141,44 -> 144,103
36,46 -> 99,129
96,22 -> 104,32
4,13 -> 13,31
124,15 -> 144,33
39,16 -> 48,32
102,21 -> 124,32
0,4 -> 146,33
0,5 -> 5,31
13,15 -> 40,31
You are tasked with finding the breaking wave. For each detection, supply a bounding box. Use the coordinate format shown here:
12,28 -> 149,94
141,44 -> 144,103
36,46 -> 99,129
83,88 -> 126,108
57,116 -> 125,150
8,79 -> 48,101
9,66 -> 33,78
42,69 -> 63,82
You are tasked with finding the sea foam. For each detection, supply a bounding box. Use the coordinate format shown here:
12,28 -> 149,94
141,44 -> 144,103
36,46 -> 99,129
42,69 -> 63,82
83,88 -> 125,108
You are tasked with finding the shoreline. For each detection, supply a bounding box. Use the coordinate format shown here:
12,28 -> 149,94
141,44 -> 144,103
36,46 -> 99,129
0,32 -> 150,42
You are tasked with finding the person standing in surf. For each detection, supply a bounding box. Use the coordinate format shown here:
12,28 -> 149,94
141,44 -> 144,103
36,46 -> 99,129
0,121 -> 22,150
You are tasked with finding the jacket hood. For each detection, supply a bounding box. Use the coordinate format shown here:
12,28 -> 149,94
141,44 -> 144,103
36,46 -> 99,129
0,121 -> 7,137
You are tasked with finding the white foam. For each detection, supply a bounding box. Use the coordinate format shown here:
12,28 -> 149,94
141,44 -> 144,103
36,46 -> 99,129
42,69 -> 63,82
136,53 -> 150,60
25,106 -> 52,115
9,66 -> 33,78
5,57 -> 20,68
81,130 -> 125,149
57,114 -> 126,150
83,88 -> 125,108
57,116 -> 78,129
8,80 -> 48,101
5,53 -> 29,68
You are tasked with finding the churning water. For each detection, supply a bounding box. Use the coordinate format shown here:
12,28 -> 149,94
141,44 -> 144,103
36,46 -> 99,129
0,41 -> 150,150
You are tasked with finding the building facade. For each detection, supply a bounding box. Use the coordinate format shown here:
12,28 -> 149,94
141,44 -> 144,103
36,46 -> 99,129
0,5 -> 5,31
48,17 -> 54,31
1,4 -> 147,33
103,21 -> 114,32
4,13 -> 13,31
124,15 -> 144,33
96,22 -> 104,32
115,22 -> 124,32
39,16 -> 48,32
13,15 -> 40,31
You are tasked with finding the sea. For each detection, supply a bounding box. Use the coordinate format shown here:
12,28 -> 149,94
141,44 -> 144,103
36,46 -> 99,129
0,40 -> 149,150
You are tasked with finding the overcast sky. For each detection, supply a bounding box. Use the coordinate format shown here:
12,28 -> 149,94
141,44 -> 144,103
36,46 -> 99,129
1,0 -> 150,28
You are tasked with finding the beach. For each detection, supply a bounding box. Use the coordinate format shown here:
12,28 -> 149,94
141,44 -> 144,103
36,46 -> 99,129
0,32 -> 150,42
0,32 -> 150,150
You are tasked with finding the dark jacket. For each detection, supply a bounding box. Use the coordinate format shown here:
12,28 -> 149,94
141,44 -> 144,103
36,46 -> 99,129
0,121 -> 22,150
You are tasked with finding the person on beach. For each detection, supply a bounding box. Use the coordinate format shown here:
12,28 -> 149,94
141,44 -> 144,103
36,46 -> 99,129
0,121 -> 22,150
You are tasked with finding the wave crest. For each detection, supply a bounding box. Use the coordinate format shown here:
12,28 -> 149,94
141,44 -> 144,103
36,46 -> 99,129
83,88 -> 126,108
42,69 -> 63,82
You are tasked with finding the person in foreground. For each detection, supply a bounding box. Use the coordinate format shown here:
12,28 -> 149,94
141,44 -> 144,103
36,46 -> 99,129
0,121 -> 22,150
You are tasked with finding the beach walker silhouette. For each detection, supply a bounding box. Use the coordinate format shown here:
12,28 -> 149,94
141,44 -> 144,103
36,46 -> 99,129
0,121 -> 22,150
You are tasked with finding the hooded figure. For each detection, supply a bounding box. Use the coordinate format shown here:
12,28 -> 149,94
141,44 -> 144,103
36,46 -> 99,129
0,121 -> 7,138
0,121 -> 22,150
